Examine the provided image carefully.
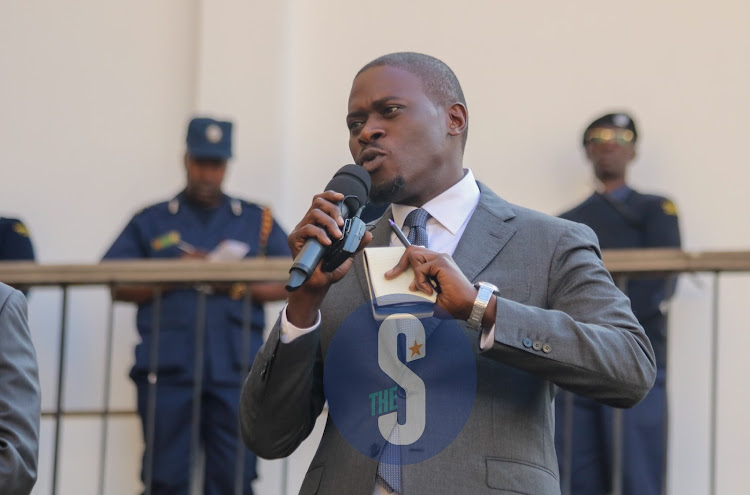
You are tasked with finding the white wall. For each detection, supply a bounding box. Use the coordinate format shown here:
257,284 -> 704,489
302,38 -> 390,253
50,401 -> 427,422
2,1 -> 749,494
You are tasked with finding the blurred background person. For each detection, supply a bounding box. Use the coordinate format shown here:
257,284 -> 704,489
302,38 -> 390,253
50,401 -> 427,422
102,117 -> 291,495
0,282 -> 41,495
0,217 -> 35,293
555,112 -> 681,495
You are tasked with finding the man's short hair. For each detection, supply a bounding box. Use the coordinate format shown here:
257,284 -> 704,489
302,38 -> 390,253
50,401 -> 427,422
357,52 -> 468,148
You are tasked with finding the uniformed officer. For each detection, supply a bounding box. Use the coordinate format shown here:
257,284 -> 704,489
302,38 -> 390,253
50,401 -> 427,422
103,117 -> 291,495
555,112 -> 681,495
0,217 -> 36,293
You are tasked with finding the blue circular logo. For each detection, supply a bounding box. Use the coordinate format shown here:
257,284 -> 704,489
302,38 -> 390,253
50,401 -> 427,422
323,300 -> 476,465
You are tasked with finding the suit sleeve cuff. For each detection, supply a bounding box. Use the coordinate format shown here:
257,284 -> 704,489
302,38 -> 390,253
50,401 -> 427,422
280,303 -> 321,344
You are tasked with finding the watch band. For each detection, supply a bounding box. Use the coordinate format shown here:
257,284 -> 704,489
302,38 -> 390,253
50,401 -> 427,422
467,282 -> 499,330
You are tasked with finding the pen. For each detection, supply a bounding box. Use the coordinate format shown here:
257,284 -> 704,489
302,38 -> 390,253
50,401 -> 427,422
388,219 -> 441,293
178,241 -> 197,254
388,219 -> 411,247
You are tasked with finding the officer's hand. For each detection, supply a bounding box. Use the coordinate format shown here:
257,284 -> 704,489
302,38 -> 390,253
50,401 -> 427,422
180,250 -> 208,260
385,246 -> 477,321
286,191 -> 372,327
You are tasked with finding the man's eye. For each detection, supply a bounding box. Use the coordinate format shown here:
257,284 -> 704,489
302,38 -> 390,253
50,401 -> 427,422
348,121 -> 363,131
384,106 -> 400,115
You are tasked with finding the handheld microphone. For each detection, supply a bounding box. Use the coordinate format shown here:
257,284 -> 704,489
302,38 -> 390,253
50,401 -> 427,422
286,164 -> 371,291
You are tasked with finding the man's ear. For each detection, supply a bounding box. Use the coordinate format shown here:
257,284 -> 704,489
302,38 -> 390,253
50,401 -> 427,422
447,102 -> 468,137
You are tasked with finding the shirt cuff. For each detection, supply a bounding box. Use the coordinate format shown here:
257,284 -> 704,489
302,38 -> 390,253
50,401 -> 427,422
280,303 -> 321,343
479,323 -> 496,352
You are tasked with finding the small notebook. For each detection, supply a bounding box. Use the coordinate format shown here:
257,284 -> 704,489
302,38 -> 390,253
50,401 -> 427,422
207,240 -> 251,262
363,246 -> 437,320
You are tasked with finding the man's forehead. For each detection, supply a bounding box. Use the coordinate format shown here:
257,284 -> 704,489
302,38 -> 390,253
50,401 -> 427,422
348,65 -> 426,107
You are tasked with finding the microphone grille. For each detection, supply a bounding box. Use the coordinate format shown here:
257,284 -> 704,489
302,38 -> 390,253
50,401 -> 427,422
326,164 -> 371,208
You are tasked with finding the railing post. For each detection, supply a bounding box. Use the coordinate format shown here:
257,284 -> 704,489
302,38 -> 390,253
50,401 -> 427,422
189,290 -> 208,493
559,390 -> 574,495
51,285 -> 69,495
97,287 -> 117,495
234,291 -> 253,495
709,272 -> 720,495
610,275 -> 629,495
144,287 -> 162,495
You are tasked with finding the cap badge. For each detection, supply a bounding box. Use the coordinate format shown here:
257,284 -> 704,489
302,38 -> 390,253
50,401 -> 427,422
205,124 -> 223,143
613,114 -> 630,128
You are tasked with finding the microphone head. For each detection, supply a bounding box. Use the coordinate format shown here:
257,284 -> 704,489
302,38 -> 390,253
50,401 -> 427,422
326,164 -> 371,214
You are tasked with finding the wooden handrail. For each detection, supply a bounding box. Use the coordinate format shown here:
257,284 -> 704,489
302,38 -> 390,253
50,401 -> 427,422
0,257 -> 292,285
1,250 -> 749,286
602,249 -> 750,275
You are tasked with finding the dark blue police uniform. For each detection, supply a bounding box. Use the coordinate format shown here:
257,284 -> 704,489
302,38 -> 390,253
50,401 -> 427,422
0,217 -> 35,295
103,117 -> 290,495
555,185 -> 681,495
0,218 -> 35,261
104,193 -> 289,494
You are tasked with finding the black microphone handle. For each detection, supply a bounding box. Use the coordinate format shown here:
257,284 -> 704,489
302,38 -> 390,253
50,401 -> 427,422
285,202 -> 351,291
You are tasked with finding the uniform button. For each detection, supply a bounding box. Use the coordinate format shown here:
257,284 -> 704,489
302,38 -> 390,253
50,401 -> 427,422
397,387 -> 406,399
532,341 -> 542,351
370,443 -> 380,457
542,343 -> 552,353
523,338 -> 533,348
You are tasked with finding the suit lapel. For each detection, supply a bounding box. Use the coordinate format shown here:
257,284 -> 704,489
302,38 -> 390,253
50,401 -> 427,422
351,186 -> 517,297
453,182 -> 517,283
352,207 -> 394,300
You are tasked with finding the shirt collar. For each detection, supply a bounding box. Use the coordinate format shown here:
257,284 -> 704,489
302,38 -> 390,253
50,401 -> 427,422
606,184 -> 632,202
391,169 -> 480,235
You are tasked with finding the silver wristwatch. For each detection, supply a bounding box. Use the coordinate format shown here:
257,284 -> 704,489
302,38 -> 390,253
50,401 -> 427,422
467,281 -> 499,330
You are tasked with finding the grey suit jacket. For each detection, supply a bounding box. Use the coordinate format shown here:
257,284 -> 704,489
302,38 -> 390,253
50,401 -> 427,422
240,184 -> 656,495
0,282 -> 41,495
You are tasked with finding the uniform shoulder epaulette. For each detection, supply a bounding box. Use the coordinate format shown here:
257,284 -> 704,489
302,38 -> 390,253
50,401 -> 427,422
634,193 -> 678,217
0,217 -> 31,237
256,203 -> 275,257
659,198 -> 678,216
236,198 -> 263,210
133,200 -> 169,218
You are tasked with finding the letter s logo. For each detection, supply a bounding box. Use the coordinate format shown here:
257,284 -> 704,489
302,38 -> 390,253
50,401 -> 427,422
377,314 -> 426,445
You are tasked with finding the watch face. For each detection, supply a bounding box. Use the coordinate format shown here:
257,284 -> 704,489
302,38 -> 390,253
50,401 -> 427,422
476,282 -> 499,293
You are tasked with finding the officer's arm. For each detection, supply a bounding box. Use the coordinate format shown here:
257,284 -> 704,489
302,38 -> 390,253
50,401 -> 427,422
246,217 -> 291,303
248,283 -> 288,303
110,251 -> 205,303
110,286 -> 163,304
643,198 -> 681,248
103,216 -> 169,303
643,198 -> 682,298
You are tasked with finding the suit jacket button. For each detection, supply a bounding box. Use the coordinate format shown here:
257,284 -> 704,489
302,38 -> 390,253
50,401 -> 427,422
542,343 -> 552,353
532,341 -> 542,351
523,338 -> 533,348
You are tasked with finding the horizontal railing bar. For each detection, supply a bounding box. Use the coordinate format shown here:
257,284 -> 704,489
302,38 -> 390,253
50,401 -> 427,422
602,249 -> 750,275
2,250 -> 750,286
41,409 -> 136,419
0,257 -> 292,285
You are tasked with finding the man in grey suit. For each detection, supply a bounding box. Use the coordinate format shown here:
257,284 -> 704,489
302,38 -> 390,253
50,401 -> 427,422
240,52 -> 656,494
0,282 -> 41,495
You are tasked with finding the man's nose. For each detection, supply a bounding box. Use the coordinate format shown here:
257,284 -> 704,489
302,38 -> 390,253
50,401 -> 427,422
358,120 -> 385,145
598,140 -> 619,151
